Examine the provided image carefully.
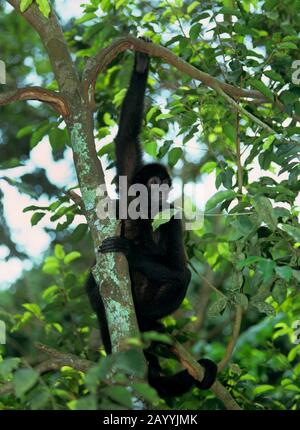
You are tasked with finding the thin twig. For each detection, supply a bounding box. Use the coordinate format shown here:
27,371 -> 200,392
189,261 -> 228,299
34,342 -> 92,371
64,189 -> 85,211
217,305 -> 243,372
235,109 -> 243,193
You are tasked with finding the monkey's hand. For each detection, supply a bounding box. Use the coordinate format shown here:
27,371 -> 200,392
98,237 -> 136,261
134,37 -> 151,74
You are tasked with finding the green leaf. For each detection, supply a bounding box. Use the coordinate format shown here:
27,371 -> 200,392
75,13 -> 97,25
189,23 -> 202,40
253,301 -> 275,316
263,70 -> 283,83
64,251 -> 81,265
31,212 -> 46,226
49,128 -> 66,152
142,331 -> 172,344
28,387 -> 51,410
220,6 -> 242,17
0,358 -> 21,379
52,323 -> 63,333
70,223 -> 88,242
0,158 -> 23,169
200,161 -> 217,174
205,190 -> 236,211
275,266 -> 292,282
30,123 -> 51,148
258,259 -> 275,283
187,1 -> 200,14
223,123 -> 236,141
42,285 -> 59,301
103,112 -> 115,126
151,127 -> 165,137
113,88 -> 126,107
208,297 -> 227,317
22,303 -> 44,320
20,0 -> 33,13
252,195 -> 277,230
146,106 -> 158,122
254,384 -> 275,396
158,141 -> 172,159
249,78 -> 274,102
54,244 -> 65,259
278,42 -> 298,50
13,369 -> 39,398
234,293 -> 248,309
295,101 -> 300,116
272,282 -> 287,305
115,350 -> 145,378
144,141 -> 157,157
36,0 -> 51,18
280,224 -> 300,243
288,345 -> 300,362
155,113 -> 173,121
168,147 -> 183,167
132,382 -> 160,404
262,135 -> 276,150
42,261 -> 60,275
292,270 -> 300,282
236,256 -> 262,269
103,386 -> 132,408
71,395 -> 97,410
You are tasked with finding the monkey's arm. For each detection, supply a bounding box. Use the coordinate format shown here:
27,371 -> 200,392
115,46 -> 150,184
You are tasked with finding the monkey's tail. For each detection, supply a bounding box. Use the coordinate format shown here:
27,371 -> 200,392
147,354 -> 217,398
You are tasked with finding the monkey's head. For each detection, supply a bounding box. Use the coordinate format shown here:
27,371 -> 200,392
133,163 -> 172,215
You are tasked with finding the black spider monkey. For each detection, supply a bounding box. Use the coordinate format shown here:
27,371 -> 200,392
86,40 -> 217,398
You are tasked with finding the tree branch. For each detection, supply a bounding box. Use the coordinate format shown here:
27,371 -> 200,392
34,342 -> 93,371
82,35 -> 293,123
0,343 -> 94,397
0,86 -> 69,117
171,342 -> 242,410
64,189 -> 85,212
217,305 -> 243,372
82,36 -> 260,99
7,0 -> 81,98
84,36 -> 281,136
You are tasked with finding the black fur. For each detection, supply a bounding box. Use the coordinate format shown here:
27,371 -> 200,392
86,41 -> 217,397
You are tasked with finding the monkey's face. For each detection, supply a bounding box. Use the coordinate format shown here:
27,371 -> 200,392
147,175 -> 171,206
132,163 -> 172,217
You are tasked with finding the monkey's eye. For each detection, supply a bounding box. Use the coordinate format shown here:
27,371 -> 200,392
148,176 -> 161,186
